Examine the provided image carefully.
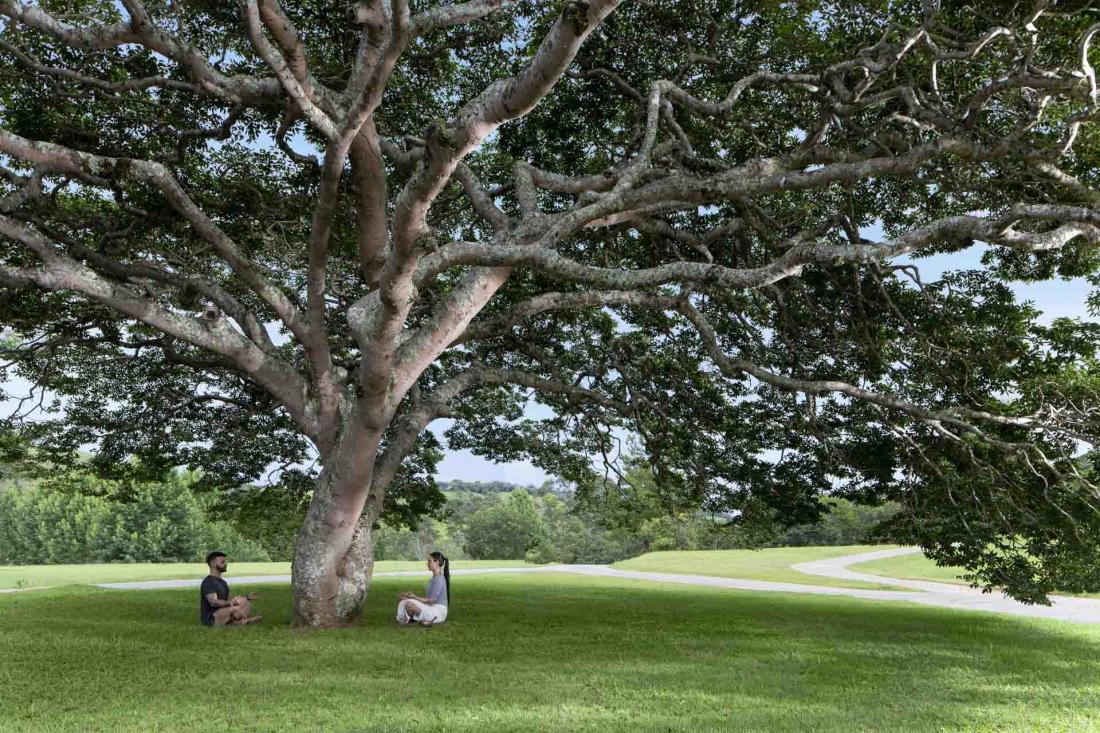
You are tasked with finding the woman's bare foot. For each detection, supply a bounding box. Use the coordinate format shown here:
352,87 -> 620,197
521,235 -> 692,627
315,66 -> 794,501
419,619 -> 434,627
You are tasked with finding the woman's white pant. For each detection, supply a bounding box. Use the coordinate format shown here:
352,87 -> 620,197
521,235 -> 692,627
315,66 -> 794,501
397,599 -> 448,624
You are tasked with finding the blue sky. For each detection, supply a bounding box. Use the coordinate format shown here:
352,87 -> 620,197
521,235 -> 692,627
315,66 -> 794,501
430,420 -> 547,485
898,245 -> 1095,325
439,240 -> 1097,483
4,4 -> 1092,485
1,242 -> 1093,486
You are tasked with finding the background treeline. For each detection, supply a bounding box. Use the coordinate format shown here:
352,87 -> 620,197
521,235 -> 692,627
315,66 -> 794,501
0,457 -> 898,565
371,486 -> 898,563
0,471 -> 268,564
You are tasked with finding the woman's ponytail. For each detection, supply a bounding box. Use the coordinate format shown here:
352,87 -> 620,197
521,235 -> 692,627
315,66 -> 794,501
442,554 -> 450,606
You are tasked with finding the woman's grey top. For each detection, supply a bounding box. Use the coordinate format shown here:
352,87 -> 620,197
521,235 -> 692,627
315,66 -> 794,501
426,574 -> 448,606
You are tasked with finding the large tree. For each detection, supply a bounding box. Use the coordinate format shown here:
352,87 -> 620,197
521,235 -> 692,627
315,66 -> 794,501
3,0 -> 1100,624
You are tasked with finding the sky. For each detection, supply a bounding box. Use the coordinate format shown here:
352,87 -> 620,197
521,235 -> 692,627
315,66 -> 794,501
897,244 -> 1096,326
0,373 -> 554,485
2,241 -> 1092,486
0,8 -> 1092,486
429,420 -> 547,486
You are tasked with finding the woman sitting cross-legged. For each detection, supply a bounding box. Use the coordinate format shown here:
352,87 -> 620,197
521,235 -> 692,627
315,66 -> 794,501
396,551 -> 449,627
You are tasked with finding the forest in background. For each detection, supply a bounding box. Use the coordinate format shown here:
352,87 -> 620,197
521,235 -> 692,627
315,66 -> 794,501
0,451 -> 898,565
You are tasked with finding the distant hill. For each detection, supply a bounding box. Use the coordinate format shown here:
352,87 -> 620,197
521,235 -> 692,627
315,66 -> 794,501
437,479 -> 536,495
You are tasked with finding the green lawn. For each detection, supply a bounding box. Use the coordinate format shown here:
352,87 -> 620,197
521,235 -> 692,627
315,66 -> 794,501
3,546 -> 903,592
851,552 -> 1100,602
851,552 -> 968,584
612,545 -> 902,590
2,574 -> 1099,732
0,559 -> 532,590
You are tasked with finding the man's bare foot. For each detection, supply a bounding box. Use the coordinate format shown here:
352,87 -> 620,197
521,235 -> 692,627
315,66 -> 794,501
241,615 -> 262,625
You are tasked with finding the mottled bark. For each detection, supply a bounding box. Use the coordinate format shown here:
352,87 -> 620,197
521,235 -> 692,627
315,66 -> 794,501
334,518 -> 375,624
291,420 -> 382,627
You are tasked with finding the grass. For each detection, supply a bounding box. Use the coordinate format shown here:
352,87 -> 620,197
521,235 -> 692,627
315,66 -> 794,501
0,560 -> 532,590
3,545 -> 901,591
612,545 -> 903,590
851,552 -> 1100,605
852,552 -> 968,584
2,574 -> 1100,732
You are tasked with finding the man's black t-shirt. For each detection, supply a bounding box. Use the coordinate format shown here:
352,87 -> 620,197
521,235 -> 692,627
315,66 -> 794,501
200,575 -> 230,626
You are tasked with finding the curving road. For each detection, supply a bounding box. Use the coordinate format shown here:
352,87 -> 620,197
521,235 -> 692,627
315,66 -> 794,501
83,546 -> 1100,624
791,547 -> 1100,624
542,554 -> 1100,624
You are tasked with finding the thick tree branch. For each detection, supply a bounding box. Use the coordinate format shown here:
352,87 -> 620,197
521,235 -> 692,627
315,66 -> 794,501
0,215 -> 313,434
351,123 -> 390,284
0,37 -> 198,95
244,0 -> 338,139
353,0 -> 623,416
29,219 -> 280,357
0,0 -> 281,104
411,0 -> 516,36
671,298 -> 1056,447
0,130 -> 314,356
455,289 -> 661,343
419,176 -> 1100,293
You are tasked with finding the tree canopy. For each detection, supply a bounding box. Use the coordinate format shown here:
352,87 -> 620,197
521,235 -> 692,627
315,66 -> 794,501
3,0 -> 1100,621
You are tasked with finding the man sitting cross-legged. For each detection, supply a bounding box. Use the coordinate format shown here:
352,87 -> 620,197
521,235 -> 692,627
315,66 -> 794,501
200,551 -> 262,627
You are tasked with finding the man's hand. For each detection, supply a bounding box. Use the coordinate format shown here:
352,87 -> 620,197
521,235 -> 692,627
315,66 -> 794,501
245,592 -> 258,601
399,591 -> 411,600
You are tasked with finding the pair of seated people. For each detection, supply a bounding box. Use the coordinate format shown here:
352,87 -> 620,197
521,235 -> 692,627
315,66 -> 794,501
198,550 -> 450,627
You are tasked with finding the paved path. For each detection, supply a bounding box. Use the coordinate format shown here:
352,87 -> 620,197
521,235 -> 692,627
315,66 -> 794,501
96,566 -> 553,590
10,548 -> 1100,624
787,545 -> 1100,620
797,547 -> 1100,624
540,557 -> 1100,624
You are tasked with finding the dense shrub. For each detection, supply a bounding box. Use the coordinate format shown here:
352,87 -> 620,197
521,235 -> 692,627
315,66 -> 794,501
771,499 -> 900,547
0,464 -> 898,568
373,517 -> 466,562
463,489 -> 550,560
215,479 -> 309,561
0,476 -> 268,564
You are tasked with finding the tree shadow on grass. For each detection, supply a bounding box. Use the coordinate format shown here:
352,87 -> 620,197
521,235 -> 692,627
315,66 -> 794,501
1,576 -> 1099,732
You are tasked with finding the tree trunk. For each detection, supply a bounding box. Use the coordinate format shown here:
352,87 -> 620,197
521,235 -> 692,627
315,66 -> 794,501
334,518 -> 375,624
291,422 -> 382,627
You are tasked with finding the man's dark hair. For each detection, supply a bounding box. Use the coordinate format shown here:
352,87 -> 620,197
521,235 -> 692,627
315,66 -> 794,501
205,551 -> 226,565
